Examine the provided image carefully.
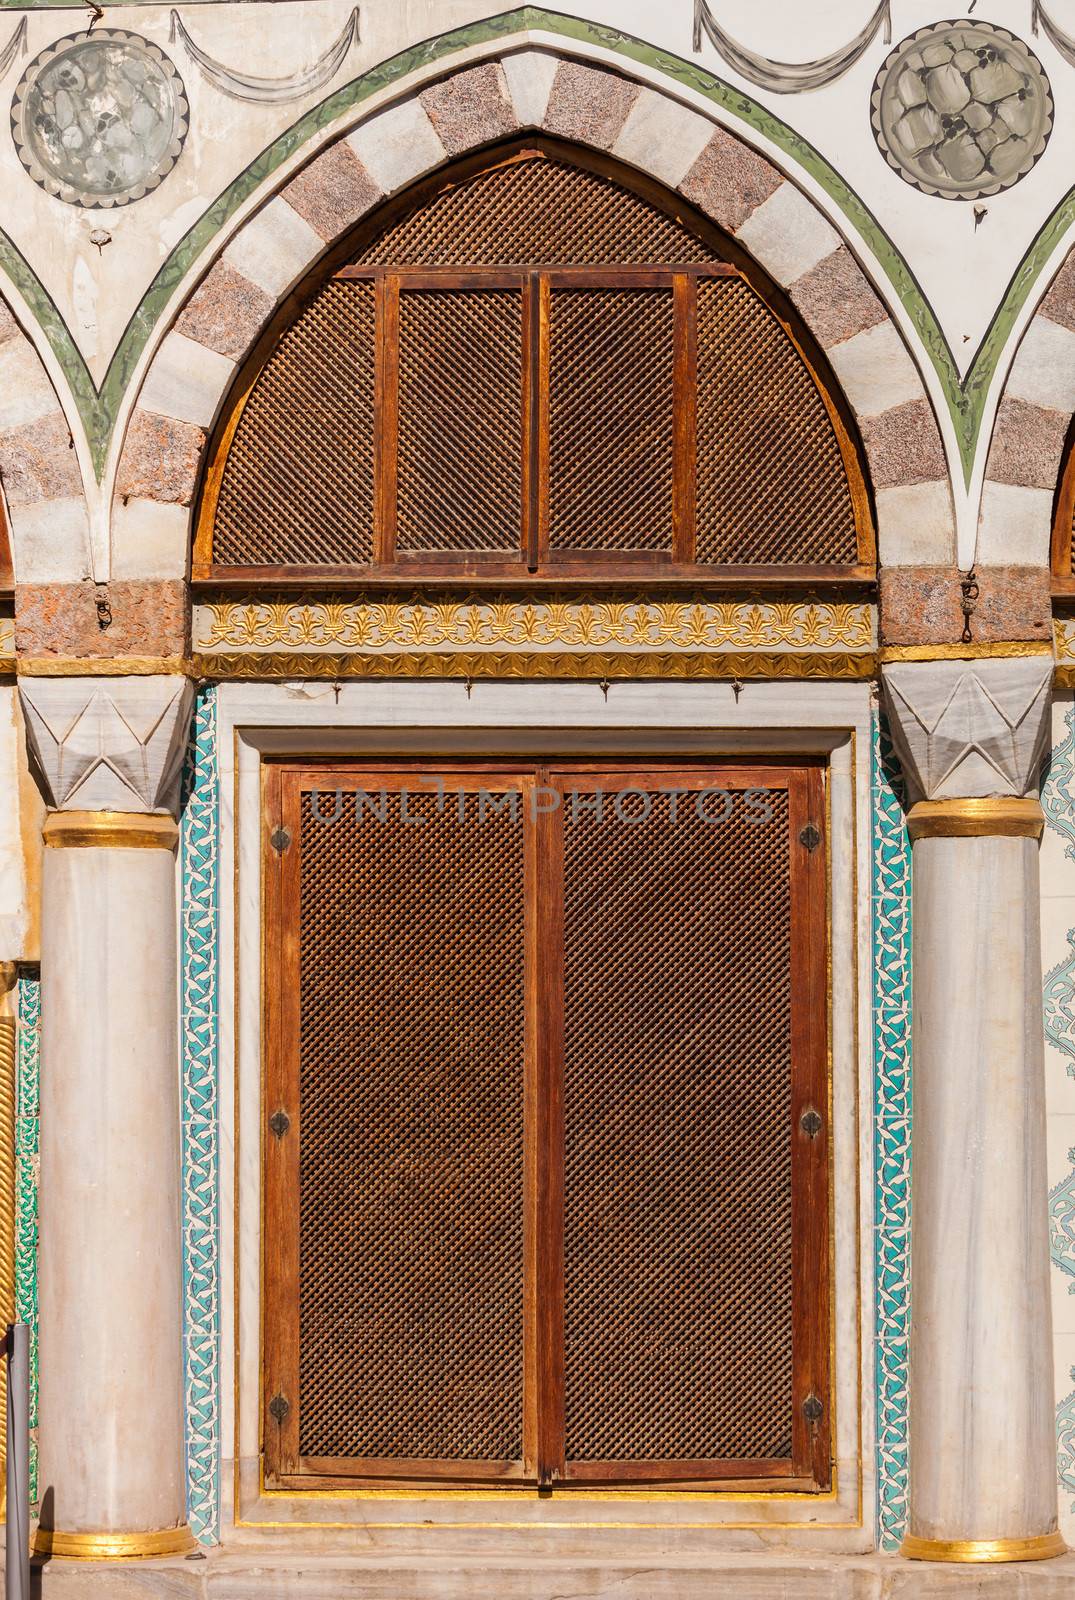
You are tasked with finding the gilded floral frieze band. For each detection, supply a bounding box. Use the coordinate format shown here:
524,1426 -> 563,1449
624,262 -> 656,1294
194,598 -> 876,657
1054,619 -> 1075,683
192,649 -> 876,682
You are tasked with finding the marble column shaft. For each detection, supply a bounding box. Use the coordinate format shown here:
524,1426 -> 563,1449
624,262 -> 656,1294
19,676 -> 193,1551
883,657 -> 1060,1557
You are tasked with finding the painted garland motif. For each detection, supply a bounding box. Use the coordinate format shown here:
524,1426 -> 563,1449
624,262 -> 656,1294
11,30 -> 188,209
871,21 -> 1052,200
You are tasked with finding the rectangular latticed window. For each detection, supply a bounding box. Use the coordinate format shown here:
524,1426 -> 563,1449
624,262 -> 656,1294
264,761 -> 830,1492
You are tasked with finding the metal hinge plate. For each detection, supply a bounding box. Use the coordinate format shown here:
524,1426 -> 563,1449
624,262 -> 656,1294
798,824 -> 820,853
270,825 -> 291,854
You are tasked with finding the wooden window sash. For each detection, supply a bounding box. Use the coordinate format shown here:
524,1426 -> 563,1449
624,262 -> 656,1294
263,760 -> 830,1494
353,264 -> 735,578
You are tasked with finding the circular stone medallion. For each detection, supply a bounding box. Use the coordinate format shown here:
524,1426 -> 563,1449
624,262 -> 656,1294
871,20 -> 1052,200
11,30 -> 188,209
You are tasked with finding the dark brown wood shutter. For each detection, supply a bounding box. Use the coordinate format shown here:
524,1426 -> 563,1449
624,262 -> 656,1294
265,761 -> 829,1493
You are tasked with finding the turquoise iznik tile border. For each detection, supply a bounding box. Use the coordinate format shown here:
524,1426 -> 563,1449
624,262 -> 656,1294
16,971 -> 39,1511
180,686 -> 220,1545
1042,696 -> 1075,1514
1,6 -> 1074,480
871,709 -> 911,1552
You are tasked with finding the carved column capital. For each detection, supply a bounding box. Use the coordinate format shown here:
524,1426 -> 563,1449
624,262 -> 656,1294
18,675 -> 193,818
880,656 -> 1053,804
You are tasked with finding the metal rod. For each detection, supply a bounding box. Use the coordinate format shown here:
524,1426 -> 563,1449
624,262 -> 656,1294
6,1324 -> 28,1600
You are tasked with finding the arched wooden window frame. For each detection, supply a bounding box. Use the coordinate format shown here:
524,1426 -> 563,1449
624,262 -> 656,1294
192,138 -> 876,588
1052,415 -> 1075,592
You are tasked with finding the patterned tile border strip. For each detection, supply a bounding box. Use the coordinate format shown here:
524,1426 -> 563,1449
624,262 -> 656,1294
0,6 -> 1071,480
1042,696 -> 1075,1518
870,708 -> 911,1552
180,685 -> 220,1546
15,971 -> 39,1511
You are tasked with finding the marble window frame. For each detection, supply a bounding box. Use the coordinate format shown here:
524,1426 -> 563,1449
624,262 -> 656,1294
212,677 -> 875,1550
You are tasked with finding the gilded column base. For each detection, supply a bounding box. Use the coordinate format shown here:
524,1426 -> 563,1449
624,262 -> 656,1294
900,1531 -> 1067,1563
33,1525 -> 197,1560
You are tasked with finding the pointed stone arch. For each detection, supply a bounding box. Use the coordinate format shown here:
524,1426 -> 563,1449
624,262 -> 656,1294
0,294 -> 89,590
114,50 -> 954,578
979,244 -> 1075,572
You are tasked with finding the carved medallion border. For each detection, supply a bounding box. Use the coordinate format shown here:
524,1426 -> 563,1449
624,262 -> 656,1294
180,684 -> 220,1545
870,708 -> 911,1552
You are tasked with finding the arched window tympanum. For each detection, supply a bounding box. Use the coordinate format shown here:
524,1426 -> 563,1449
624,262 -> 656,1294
194,140 -> 874,582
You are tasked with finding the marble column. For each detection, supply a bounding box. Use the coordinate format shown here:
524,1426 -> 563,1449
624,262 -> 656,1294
883,656 -> 1064,1564
19,675 -> 194,1559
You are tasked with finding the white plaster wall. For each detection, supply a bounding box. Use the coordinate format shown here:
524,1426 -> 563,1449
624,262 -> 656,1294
0,686 -> 42,963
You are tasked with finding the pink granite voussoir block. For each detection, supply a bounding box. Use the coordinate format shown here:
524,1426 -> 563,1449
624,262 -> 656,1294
175,260 -> 274,365
678,125 -> 783,234
282,139 -> 384,243
859,398 -> 948,490
116,409 -> 206,507
420,62 -> 518,156
0,411 -> 81,507
985,396 -> 1069,491
788,246 -> 887,350
542,60 -> 640,150
1041,248 -> 1075,337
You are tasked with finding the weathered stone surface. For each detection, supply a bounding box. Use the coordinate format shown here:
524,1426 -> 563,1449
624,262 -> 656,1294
543,60 -> 639,150
282,140 -> 383,242
0,298 -> 19,346
879,564 -> 1051,645
788,246 -> 887,349
679,127 -> 782,235
15,579 -> 188,659
175,261 -> 274,365
0,412 -> 81,507
1040,247 -> 1075,336
985,396 -> 1069,489
420,62 -> 517,155
860,398 -> 948,489
116,411 -> 205,507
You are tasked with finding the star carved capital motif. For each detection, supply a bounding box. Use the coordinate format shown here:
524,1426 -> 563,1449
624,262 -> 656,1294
19,675 -> 193,816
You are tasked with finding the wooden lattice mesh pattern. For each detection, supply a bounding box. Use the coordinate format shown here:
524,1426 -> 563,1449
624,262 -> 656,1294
562,788 -> 794,1462
398,289 -> 523,552
296,787 -> 526,1461
695,277 -> 857,565
213,279 -> 375,566
357,153 -> 718,267
549,287 -> 675,552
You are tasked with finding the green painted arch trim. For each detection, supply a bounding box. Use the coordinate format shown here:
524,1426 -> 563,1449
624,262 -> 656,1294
0,5 -> 1070,482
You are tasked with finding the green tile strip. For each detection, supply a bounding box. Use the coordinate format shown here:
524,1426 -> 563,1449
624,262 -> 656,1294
15,970 -> 39,1511
0,7 -> 1072,483
871,710 -> 911,1551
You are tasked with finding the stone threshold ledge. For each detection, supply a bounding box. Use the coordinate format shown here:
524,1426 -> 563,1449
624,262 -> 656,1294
10,1549 -> 1075,1597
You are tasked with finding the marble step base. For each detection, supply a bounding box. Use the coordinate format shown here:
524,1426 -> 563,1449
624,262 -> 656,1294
11,1552 -> 1075,1598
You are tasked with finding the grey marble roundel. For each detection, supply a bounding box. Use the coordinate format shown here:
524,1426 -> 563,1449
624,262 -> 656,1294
871,20 -> 1053,200
11,29 -> 188,209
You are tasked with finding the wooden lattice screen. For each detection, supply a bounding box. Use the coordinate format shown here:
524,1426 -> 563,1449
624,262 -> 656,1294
264,761 -> 830,1493
197,142 -> 873,578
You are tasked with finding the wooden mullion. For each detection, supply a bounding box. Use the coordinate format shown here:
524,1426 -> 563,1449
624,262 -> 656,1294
523,277 -> 540,573
534,767 -> 565,1484
535,277 -> 551,571
788,765 -> 831,1488
673,272 -> 697,565
263,765 -> 302,1483
375,274 -> 400,565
